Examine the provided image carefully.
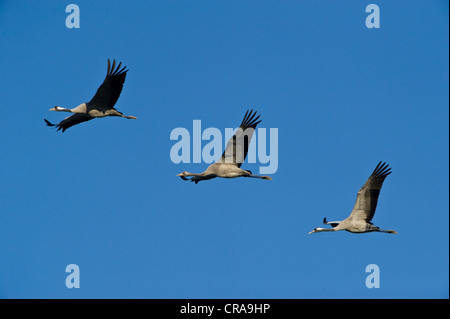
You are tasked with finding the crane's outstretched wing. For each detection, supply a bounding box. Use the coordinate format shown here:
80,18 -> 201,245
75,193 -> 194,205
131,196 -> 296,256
44,114 -> 94,132
88,59 -> 128,109
219,110 -> 261,167
349,162 -> 392,223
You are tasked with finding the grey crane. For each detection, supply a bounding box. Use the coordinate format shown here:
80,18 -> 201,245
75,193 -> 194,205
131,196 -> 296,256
308,161 -> 397,234
44,59 -> 136,132
177,110 -> 272,184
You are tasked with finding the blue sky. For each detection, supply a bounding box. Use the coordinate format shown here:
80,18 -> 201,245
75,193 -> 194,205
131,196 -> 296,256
0,0 -> 448,298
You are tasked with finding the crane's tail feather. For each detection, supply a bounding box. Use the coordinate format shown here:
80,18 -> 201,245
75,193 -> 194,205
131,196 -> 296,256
44,119 -> 56,127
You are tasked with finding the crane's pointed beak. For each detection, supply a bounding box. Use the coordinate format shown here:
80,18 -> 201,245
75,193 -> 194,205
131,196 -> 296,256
308,230 -> 315,235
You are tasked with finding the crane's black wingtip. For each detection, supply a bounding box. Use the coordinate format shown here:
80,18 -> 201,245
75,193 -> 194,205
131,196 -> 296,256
106,58 -> 128,77
373,161 -> 391,177
241,109 -> 262,128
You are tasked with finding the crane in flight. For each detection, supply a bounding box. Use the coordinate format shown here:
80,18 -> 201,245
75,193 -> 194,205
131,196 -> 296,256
177,110 -> 272,184
308,162 -> 397,234
44,59 -> 136,132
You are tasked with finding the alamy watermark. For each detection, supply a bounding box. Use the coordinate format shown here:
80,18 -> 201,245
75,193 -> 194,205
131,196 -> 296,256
365,264 -> 380,288
170,120 -> 278,174
65,4 -> 80,29
65,264 -> 80,288
365,4 -> 380,29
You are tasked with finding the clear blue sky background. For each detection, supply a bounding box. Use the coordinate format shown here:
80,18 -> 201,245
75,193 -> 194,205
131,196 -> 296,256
0,1 -> 448,299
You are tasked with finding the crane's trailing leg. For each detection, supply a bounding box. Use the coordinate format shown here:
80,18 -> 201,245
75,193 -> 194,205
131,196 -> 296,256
243,170 -> 272,180
109,109 -> 137,120
376,228 -> 398,234
246,175 -> 272,180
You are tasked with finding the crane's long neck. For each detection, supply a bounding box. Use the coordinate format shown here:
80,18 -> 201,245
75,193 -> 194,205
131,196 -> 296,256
308,227 -> 337,234
178,171 -> 216,183
54,106 -> 73,112
54,103 -> 87,113
186,171 -> 217,180
183,172 -> 206,177
315,227 -> 336,232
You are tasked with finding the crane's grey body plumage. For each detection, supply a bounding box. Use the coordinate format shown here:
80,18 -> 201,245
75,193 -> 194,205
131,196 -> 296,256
44,59 -> 136,132
309,162 -> 397,234
177,110 -> 272,183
